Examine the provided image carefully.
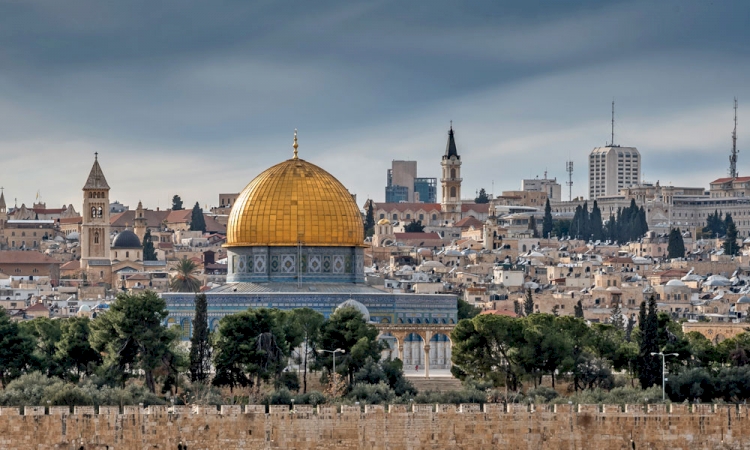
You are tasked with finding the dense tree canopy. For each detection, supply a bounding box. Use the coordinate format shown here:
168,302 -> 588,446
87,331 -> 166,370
90,291 -> 181,393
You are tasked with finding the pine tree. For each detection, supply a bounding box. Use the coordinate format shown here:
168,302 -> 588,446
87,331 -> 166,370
189,293 -> 212,383
667,228 -> 685,259
524,288 -> 535,316
475,188 -> 490,204
574,300 -> 584,318
610,304 -> 624,329
172,195 -> 184,211
724,215 -> 739,256
190,202 -> 206,233
142,229 -> 157,261
542,199 -> 553,238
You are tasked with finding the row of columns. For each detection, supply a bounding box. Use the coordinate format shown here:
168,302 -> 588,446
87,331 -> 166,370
383,330 -> 453,379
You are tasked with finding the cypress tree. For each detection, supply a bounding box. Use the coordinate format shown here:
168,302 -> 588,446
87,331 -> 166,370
189,293 -> 212,383
542,199 -> 553,238
364,201 -> 375,237
637,296 -> 660,388
581,201 -> 590,240
590,200 -> 603,241
524,288 -> 535,316
724,216 -> 739,256
667,228 -> 685,259
190,202 -> 206,233
142,229 -> 157,261
528,215 -> 539,238
574,300 -> 584,318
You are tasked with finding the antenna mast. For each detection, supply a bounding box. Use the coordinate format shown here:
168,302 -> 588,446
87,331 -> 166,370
730,98 -> 739,178
610,99 -> 615,147
566,161 -> 574,201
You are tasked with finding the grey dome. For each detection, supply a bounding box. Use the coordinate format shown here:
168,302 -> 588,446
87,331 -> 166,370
336,299 -> 370,322
738,296 -> 750,304
112,230 -> 141,249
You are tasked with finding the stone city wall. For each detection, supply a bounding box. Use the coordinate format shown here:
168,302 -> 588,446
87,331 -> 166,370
0,403 -> 749,449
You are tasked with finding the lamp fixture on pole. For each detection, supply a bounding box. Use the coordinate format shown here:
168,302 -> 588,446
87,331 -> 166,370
651,352 -> 679,401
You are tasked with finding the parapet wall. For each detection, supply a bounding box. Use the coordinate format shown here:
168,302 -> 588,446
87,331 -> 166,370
0,403 -> 748,449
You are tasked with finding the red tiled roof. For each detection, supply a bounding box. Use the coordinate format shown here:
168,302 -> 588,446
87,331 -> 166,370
462,204 -> 490,213
60,260 -> 80,271
374,203 -> 442,212
455,216 -> 483,229
59,217 -> 82,224
394,232 -> 442,240
25,303 -> 49,312
711,176 -> 750,184
0,251 -> 61,265
480,309 -> 518,318
32,208 -> 64,214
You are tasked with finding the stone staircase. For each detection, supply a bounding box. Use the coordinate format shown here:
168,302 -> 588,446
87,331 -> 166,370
408,377 -> 463,392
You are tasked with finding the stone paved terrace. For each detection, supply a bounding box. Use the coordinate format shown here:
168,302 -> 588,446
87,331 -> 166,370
0,403 -> 747,449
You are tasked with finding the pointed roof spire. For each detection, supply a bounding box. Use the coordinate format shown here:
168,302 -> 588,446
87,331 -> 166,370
443,121 -> 460,160
0,187 -> 5,209
292,129 -> 299,159
83,153 -> 110,190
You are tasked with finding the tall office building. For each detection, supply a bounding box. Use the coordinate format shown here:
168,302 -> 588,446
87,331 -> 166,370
385,160 -> 436,203
588,146 -> 640,199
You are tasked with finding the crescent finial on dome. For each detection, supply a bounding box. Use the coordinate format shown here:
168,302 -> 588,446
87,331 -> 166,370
293,129 -> 299,159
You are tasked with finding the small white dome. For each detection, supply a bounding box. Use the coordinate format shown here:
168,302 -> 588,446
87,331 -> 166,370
336,299 -> 370,322
78,304 -> 91,313
666,279 -> 686,287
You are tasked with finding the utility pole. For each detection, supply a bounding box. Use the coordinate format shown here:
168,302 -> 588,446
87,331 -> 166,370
730,98 -> 739,179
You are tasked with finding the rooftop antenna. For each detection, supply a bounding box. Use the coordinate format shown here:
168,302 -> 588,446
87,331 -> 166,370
730,98 -> 739,178
566,160 -> 574,201
610,99 -> 615,147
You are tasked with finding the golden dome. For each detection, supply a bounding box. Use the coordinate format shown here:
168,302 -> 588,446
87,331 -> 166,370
377,218 -> 391,225
226,155 -> 365,248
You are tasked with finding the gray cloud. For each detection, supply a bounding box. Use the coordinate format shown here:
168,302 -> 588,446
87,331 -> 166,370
0,0 -> 747,210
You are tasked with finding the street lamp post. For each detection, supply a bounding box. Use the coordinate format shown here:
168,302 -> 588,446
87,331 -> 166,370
651,352 -> 678,401
321,348 -> 345,377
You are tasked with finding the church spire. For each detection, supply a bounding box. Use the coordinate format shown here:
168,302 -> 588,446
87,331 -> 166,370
83,153 -> 110,190
0,187 -> 5,210
443,122 -> 459,160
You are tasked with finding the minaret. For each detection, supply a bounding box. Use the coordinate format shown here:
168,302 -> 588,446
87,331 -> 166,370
80,153 -> 112,269
440,123 -> 462,222
134,200 -> 147,241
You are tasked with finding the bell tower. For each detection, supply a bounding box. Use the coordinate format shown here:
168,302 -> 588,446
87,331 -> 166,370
440,124 -> 462,222
134,200 -> 147,241
81,153 -> 112,269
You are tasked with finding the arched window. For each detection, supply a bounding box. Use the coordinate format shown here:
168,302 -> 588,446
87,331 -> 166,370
126,251 -> 129,258
94,232 -> 99,244
450,186 -> 456,198
450,168 -> 456,179
91,206 -> 97,218
97,207 -> 103,218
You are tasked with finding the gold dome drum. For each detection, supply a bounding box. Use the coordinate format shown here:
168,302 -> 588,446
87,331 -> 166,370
225,136 -> 365,284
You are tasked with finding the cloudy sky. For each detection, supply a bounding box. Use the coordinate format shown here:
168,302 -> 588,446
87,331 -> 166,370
0,0 -> 748,211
